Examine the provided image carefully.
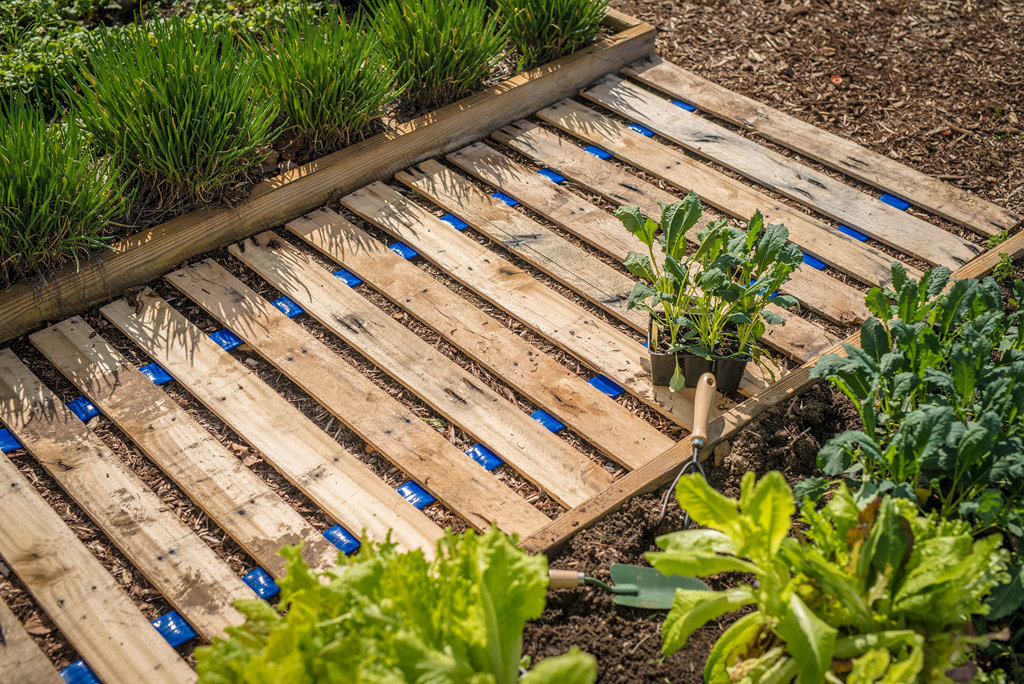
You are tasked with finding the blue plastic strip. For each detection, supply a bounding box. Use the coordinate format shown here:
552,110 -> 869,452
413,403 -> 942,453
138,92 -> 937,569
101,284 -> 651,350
537,168 -> 566,184
465,443 -> 503,471
323,524 -> 360,554
271,296 -> 304,318
138,362 -> 173,386
491,191 -> 519,207
151,610 -> 198,647
672,99 -> 697,112
530,409 -> 566,433
0,428 -> 23,453
397,481 -> 435,509
332,268 -> 363,288
242,567 -> 280,599
61,660 -> 101,684
629,123 -> 655,137
802,253 -> 826,270
389,242 -> 418,260
879,193 -> 911,211
440,213 -> 469,231
584,145 -> 612,160
209,329 -> 244,351
837,225 -> 869,242
66,396 -> 100,422
588,375 -> 625,398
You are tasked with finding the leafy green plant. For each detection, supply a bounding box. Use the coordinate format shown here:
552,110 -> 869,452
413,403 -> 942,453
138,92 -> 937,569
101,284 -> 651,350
493,0 -> 606,71
370,0 -> 507,110
993,253 -> 1015,283
648,471 -> 1010,683
196,527 -> 596,684
987,230 -> 1010,249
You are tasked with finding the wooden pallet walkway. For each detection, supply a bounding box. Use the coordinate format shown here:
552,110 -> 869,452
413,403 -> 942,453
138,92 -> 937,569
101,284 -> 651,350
0,54 -> 1017,680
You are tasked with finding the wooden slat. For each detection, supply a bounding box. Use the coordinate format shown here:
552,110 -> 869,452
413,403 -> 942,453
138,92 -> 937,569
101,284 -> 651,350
623,57 -> 1020,237
450,140 -> 865,327
227,233 -> 611,509
101,293 -> 443,554
29,318 -> 338,577
0,453 -> 195,684
167,259 -> 550,534
288,208 -> 675,469
581,76 -> 983,268
529,101 -> 918,287
0,596 -> 63,684
0,350 -> 248,641
341,181 -> 729,426
398,160 -> 836,365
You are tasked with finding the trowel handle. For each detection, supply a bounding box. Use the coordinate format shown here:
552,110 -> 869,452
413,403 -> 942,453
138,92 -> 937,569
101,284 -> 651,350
691,372 -> 717,445
548,569 -> 584,589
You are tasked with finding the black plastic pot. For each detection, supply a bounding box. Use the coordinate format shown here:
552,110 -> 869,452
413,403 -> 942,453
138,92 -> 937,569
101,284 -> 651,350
682,355 -> 715,388
649,350 -> 677,386
714,356 -> 752,393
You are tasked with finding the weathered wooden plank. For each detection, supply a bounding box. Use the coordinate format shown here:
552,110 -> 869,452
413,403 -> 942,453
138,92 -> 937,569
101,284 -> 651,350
581,76 -> 983,268
288,208 -> 675,469
101,293 -> 443,554
228,233 -> 611,509
0,454 -> 196,684
450,140 -> 865,327
29,318 -> 338,577
0,596 -> 63,684
341,181 -> 730,424
167,259 -> 551,534
398,160 -> 836,364
527,102 -> 917,287
0,350 -> 248,641
623,57 -> 1020,237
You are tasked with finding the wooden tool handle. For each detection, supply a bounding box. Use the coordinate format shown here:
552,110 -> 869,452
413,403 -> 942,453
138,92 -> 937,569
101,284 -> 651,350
548,569 -> 584,589
691,372 -> 717,445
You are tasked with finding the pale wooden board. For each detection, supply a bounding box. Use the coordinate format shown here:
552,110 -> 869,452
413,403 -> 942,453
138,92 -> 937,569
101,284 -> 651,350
623,57 -> 1020,237
101,293 -> 443,554
479,128 -> 870,326
581,76 -> 983,268
167,259 -> 551,535
0,596 -> 63,684
227,233 -> 612,509
288,209 -> 675,469
341,181 -> 733,424
528,102 -> 919,287
0,453 -> 195,684
0,350 -> 248,642
397,160 -> 836,365
29,318 -> 338,577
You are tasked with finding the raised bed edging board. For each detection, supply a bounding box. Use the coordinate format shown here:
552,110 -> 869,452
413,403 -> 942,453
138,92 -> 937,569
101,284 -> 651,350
0,8 -> 654,344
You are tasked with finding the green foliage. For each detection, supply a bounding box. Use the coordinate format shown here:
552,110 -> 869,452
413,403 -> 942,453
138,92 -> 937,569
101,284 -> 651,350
64,17 -> 279,204
493,0 -> 606,71
993,253 -> 1015,283
370,0 -> 507,110
195,527 -> 596,684
648,472 -> 1009,683
987,230 -> 1010,249
0,95 -> 130,283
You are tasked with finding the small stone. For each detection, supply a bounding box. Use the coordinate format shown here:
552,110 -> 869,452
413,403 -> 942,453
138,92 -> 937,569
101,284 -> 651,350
243,357 -> 259,368
774,429 -> 790,444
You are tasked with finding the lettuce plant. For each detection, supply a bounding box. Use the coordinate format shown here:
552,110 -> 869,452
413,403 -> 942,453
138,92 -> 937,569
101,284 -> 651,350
196,527 -> 596,684
648,472 -> 1009,683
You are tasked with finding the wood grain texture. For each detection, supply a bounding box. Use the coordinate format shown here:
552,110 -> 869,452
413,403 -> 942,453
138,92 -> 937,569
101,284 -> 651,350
227,232 -> 611,508
0,350 -> 248,641
0,597 -> 63,684
101,292 -> 443,554
287,209 -> 674,469
167,259 -> 550,534
623,57 -> 1020,237
29,317 -> 338,577
0,454 -> 195,684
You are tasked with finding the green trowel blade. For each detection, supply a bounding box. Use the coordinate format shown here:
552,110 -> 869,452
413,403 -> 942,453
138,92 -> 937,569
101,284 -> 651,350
608,563 -> 709,610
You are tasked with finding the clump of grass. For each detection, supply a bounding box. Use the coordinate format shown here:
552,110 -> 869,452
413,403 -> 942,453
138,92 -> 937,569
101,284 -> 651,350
259,11 -> 403,152
370,0 -> 506,110
63,17 -> 279,205
0,96 -> 131,284
494,0 -> 606,71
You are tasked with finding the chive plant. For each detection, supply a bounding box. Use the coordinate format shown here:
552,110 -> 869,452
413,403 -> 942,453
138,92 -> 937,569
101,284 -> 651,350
494,0 -> 607,71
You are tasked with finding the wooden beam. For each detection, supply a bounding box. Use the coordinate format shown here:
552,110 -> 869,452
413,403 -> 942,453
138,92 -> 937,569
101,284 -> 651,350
0,597 -> 63,684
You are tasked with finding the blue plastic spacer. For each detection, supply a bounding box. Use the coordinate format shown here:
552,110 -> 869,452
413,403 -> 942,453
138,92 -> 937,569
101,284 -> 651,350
138,362 -> 173,386
397,481 -> 435,509
209,329 -> 244,351
629,123 -> 655,137
61,660 -> 101,684
879,193 -> 911,211
242,567 -> 280,599
802,253 -> 826,270
491,191 -> 519,207
584,145 -> 612,160
537,168 -> 566,184
0,428 -> 23,453
389,242 -> 418,260
151,610 -> 198,647
440,213 -> 469,231
66,396 -> 100,422
332,268 -> 363,288
530,409 -> 566,433
465,443 -> 503,471
272,296 -> 304,318
672,99 -> 697,112
837,225 -> 869,242
323,525 -> 360,554
588,375 -> 625,398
